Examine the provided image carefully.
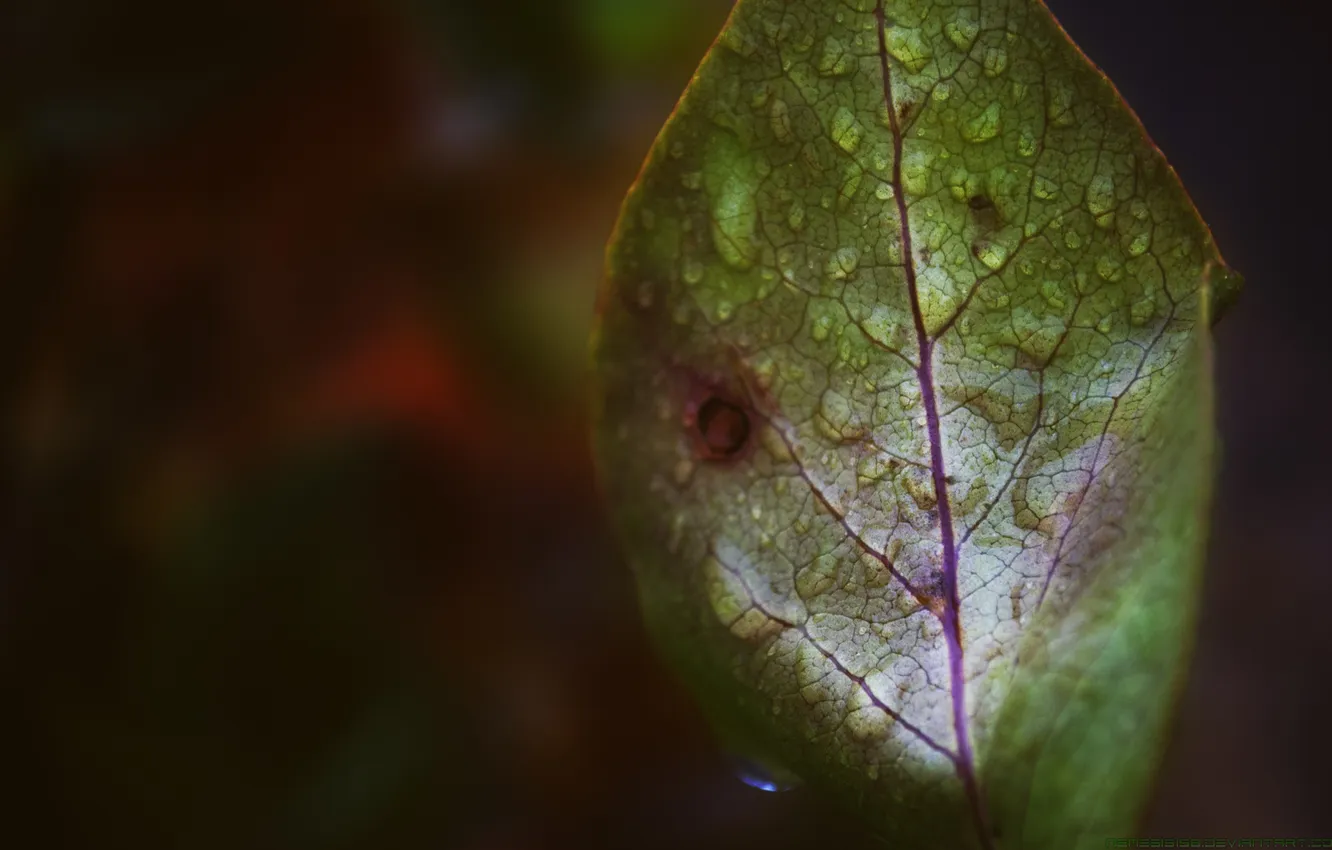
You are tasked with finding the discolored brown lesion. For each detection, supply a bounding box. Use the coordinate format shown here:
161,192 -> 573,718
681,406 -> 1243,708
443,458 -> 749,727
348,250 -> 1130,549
966,193 -> 1002,232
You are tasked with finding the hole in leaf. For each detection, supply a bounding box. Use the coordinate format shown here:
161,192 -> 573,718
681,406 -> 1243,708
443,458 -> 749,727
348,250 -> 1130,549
695,396 -> 751,460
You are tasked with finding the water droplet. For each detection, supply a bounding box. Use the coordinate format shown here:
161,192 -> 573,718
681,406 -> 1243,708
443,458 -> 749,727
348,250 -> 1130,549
681,171 -> 702,190
1131,199 -> 1150,221
839,165 -> 863,208
819,392 -> 853,438
682,258 -> 704,285
1047,81 -> 1075,127
720,25 -> 756,58
811,313 -> 833,342
1034,176 -> 1058,200
1086,173 -> 1115,216
963,102 -> 1002,143
830,106 -> 862,153
787,199 -> 806,231
901,148 -> 935,196
827,246 -> 861,279
1064,230 -> 1082,250
1131,296 -> 1157,326
670,141 -> 686,159
982,46 -> 1008,77
1097,254 -> 1123,281
1018,130 -> 1037,157
1128,232 -> 1151,257
945,14 -> 979,51
932,81 -> 953,102
709,165 -> 759,271
886,28 -> 932,73
731,757 -> 802,793
714,300 -> 735,322
770,99 -> 792,142
976,241 -> 1009,271
1041,279 -> 1066,309
875,183 -> 894,201
899,383 -> 921,410
818,36 -> 854,76
868,146 -> 889,173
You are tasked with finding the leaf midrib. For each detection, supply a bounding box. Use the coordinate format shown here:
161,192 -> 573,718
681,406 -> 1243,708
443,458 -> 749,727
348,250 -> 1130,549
872,4 -> 995,846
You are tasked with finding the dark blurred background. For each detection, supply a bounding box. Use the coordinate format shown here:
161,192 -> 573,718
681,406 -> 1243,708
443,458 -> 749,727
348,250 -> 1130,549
0,1 -> 1328,848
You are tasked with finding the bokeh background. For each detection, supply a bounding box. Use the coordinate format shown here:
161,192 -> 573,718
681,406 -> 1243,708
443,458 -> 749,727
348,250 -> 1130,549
1,1 -> 1329,848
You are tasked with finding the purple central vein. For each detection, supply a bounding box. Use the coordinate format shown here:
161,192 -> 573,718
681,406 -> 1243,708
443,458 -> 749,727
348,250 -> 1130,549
873,4 -> 993,846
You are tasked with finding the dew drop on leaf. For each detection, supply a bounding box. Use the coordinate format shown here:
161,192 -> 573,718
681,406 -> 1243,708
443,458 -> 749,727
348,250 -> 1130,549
963,102 -> 1003,143
817,35 -> 853,76
945,14 -> 979,51
682,257 -> 704,285
982,46 -> 1009,77
770,98 -> 792,142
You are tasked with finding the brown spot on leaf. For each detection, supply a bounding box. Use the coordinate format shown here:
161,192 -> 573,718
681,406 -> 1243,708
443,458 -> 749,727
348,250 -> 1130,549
694,396 -> 751,460
913,570 -> 948,617
968,194 -> 1001,230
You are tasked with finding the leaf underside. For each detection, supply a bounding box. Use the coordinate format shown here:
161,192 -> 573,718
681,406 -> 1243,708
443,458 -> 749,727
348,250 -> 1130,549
591,2 -> 1240,848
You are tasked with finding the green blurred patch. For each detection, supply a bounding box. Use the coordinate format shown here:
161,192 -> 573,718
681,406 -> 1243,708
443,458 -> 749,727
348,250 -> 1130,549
576,0 -> 690,70
5,433 -> 493,849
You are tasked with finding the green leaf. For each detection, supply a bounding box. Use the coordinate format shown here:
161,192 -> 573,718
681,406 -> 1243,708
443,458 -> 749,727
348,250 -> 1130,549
590,2 -> 1241,848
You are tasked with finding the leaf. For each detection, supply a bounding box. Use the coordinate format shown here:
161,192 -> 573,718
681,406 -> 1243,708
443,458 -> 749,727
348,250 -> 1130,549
589,2 -> 1241,848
